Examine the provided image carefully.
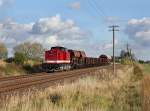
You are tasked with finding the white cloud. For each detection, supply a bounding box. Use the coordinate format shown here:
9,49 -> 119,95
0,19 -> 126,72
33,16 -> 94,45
135,31 -> 150,40
68,2 -> 81,10
0,0 -> 13,7
45,35 -> 57,45
0,15 -> 119,57
125,17 -> 150,46
102,39 -> 118,50
30,15 -> 89,46
124,17 -> 150,60
0,15 -> 91,56
105,16 -> 120,24
0,19 -> 32,46
92,40 -> 118,51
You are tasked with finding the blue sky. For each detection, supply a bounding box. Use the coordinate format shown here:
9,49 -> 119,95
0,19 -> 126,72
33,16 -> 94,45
0,0 -> 150,60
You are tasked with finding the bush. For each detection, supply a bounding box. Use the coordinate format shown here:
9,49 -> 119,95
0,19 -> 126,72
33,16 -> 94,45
121,57 -> 133,65
48,93 -> 62,105
23,64 -> 34,73
5,57 -> 14,63
14,52 -> 27,65
0,43 -> 8,59
133,64 -> 143,81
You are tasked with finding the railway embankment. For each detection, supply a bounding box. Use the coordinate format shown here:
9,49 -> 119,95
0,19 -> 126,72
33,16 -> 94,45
142,75 -> 150,111
0,60 -> 42,77
0,65 -> 143,111
0,60 -> 26,77
110,64 -> 143,111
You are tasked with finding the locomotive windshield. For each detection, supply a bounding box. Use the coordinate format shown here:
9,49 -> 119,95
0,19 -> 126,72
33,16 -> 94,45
51,46 -> 67,51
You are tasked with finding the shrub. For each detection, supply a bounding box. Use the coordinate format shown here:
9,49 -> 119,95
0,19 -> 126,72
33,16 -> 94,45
121,57 -> 133,65
48,93 -> 62,105
133,64 -> 143,81
5,57 -> 14,63
0,42 -> 8,59
23,64 -> 33,73
14,52 -> 27,65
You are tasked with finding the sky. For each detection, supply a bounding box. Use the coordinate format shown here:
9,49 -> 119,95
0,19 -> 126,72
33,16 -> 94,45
0,0 -> 150,60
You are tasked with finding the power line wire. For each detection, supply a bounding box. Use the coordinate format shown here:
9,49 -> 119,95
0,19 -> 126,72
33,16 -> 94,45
92,0 -> 107,17
87,0 -> 106,19
85,0 -> 100,19
84,0 -> 130,24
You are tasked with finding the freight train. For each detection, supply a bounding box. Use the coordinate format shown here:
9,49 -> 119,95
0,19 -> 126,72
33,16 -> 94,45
42,46 -> 111,72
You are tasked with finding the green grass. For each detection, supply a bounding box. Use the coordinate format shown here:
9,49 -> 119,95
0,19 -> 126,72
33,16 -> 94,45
142,64 -> 150,74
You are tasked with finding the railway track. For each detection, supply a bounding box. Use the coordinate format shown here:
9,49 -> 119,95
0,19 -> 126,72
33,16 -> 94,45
0,65 -> 118,94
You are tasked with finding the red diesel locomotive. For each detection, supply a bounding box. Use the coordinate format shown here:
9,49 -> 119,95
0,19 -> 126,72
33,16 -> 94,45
43,46 -> 111,72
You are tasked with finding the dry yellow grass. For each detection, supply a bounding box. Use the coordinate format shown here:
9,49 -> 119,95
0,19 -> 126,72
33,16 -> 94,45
0,60 -> 6,68
0,65 -> 136,111
0,60 -> 26,76
142,76 -> 150,111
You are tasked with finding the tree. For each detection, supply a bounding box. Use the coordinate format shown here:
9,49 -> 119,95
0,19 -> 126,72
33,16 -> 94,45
0,42 -> 8,59
14,52 -> 27,65
139,60 -> 145,64
120,50 -> 126,58
14,42 -> 44,61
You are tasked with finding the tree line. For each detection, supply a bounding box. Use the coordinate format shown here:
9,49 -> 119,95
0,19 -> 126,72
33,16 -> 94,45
0,42 -> 45,65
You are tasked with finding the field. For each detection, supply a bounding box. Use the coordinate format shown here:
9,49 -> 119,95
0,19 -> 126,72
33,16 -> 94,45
142,64 -> 150,74
142,76 -> 150,111
0,64 -> 143,111
141,63 -> 150,111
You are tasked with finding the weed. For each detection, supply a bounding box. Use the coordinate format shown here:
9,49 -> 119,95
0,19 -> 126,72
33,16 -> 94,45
48,93 -> 62,105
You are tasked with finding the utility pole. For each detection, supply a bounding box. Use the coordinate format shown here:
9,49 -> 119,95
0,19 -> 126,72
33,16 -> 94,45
109,25 -> 119,75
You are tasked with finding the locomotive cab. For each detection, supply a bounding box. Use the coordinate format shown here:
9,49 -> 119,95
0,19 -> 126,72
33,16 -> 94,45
43,46 -> 71,71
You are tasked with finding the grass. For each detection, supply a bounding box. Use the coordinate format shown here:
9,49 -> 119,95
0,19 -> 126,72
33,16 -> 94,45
110,64 -> 143,111
0,60 -> 26,77
0,65 -> 143,111
142,64 -> 150,74
0,59 -> 43,76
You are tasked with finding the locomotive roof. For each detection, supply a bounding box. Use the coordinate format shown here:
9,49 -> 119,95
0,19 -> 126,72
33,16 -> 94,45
51,46 -> 67,50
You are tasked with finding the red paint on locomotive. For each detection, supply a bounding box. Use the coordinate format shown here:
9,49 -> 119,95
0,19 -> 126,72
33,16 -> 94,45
44,46 -> 70,64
